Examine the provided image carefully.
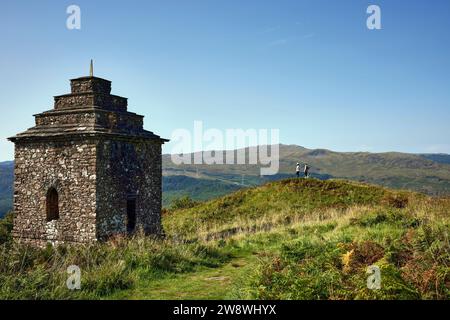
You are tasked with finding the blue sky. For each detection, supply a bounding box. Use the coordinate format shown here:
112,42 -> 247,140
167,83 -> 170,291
1,0 -> 449,161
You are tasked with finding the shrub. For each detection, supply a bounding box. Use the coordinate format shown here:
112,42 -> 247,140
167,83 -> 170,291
382,193 -> 409,209
341,241 -> 385,273
0,211 -> 14,244
246,243 -> 345,299
170,196 -> 199,210
350,208 -> 421,229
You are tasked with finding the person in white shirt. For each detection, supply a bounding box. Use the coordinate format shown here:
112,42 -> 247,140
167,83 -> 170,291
296,163 -> 300,177
304,164 -> 310,178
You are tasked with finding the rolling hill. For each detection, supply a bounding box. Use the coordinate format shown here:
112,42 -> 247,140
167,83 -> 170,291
0,161 -> 13,218
1,178 -> 448,299
420,153 -> 450,165
1,144 -> 450,217
162,144 -> 450,198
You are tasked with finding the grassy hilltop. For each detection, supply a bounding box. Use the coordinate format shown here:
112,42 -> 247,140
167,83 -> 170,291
162,144 -> 450,198
2,144 -> 450,217
0,178 -> 449,300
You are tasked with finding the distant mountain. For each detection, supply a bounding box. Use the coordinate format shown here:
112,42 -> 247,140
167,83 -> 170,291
162,144 -> 450,197
0,161 -> 13,218
1,144 -> 450,217
419,153 -> 450,165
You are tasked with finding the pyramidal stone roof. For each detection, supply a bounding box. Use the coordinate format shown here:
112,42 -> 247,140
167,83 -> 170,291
9,75 -> 167,143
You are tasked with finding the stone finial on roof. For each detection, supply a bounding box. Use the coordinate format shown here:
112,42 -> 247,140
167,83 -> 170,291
90,59 -> 94,77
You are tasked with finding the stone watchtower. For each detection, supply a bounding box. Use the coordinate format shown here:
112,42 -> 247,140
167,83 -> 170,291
8,67 -> 168,246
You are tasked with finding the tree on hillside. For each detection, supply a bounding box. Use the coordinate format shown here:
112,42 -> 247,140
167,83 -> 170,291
0,211 -> 14,244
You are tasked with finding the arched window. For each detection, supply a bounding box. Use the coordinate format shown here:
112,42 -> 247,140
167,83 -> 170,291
46,188 -> 59,221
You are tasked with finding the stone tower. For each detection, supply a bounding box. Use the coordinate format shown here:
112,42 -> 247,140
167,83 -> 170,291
8,71 -> 168,246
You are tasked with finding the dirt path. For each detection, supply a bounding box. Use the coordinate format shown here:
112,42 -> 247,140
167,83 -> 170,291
110,253 -> 258,300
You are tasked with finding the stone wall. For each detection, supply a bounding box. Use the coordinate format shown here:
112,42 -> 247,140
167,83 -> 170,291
70,77 -> 111,94
9,75 -> 167,246
12,136 -> 163,246
35,111 -> 97,127
13,139 -> 98,246
95,111 -> 144,134
34,109 -> 143,134
54,93 -> 127,111
95,138 -> 163,240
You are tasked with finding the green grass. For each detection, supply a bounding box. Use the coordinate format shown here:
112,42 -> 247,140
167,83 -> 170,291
0,178 -> 448,300
110,251 -> 257,300
0,237 -> 231,299
163,178 -> 412,242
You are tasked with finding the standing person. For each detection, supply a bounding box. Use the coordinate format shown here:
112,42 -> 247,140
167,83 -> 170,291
296,163 -> 300,178
304,163 -> 310,178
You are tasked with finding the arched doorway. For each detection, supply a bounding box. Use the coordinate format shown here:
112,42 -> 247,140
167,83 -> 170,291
126,198 -> 136,233
46,188 -> 59,221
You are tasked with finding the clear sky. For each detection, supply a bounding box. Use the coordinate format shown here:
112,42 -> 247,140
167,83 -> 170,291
1,0 -> 449,161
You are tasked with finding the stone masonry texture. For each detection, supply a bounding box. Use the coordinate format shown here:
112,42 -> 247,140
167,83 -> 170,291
8,75 -> 168,246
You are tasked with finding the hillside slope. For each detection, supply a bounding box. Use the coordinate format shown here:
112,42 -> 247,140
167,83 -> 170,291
163,144 -> 450,197
420,153 -> 450,165
1,178 -> 448,300
0,161 -> 13,217
1,144 -> 450,216
163,178 -> 412,240
161,178 -> 449,300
